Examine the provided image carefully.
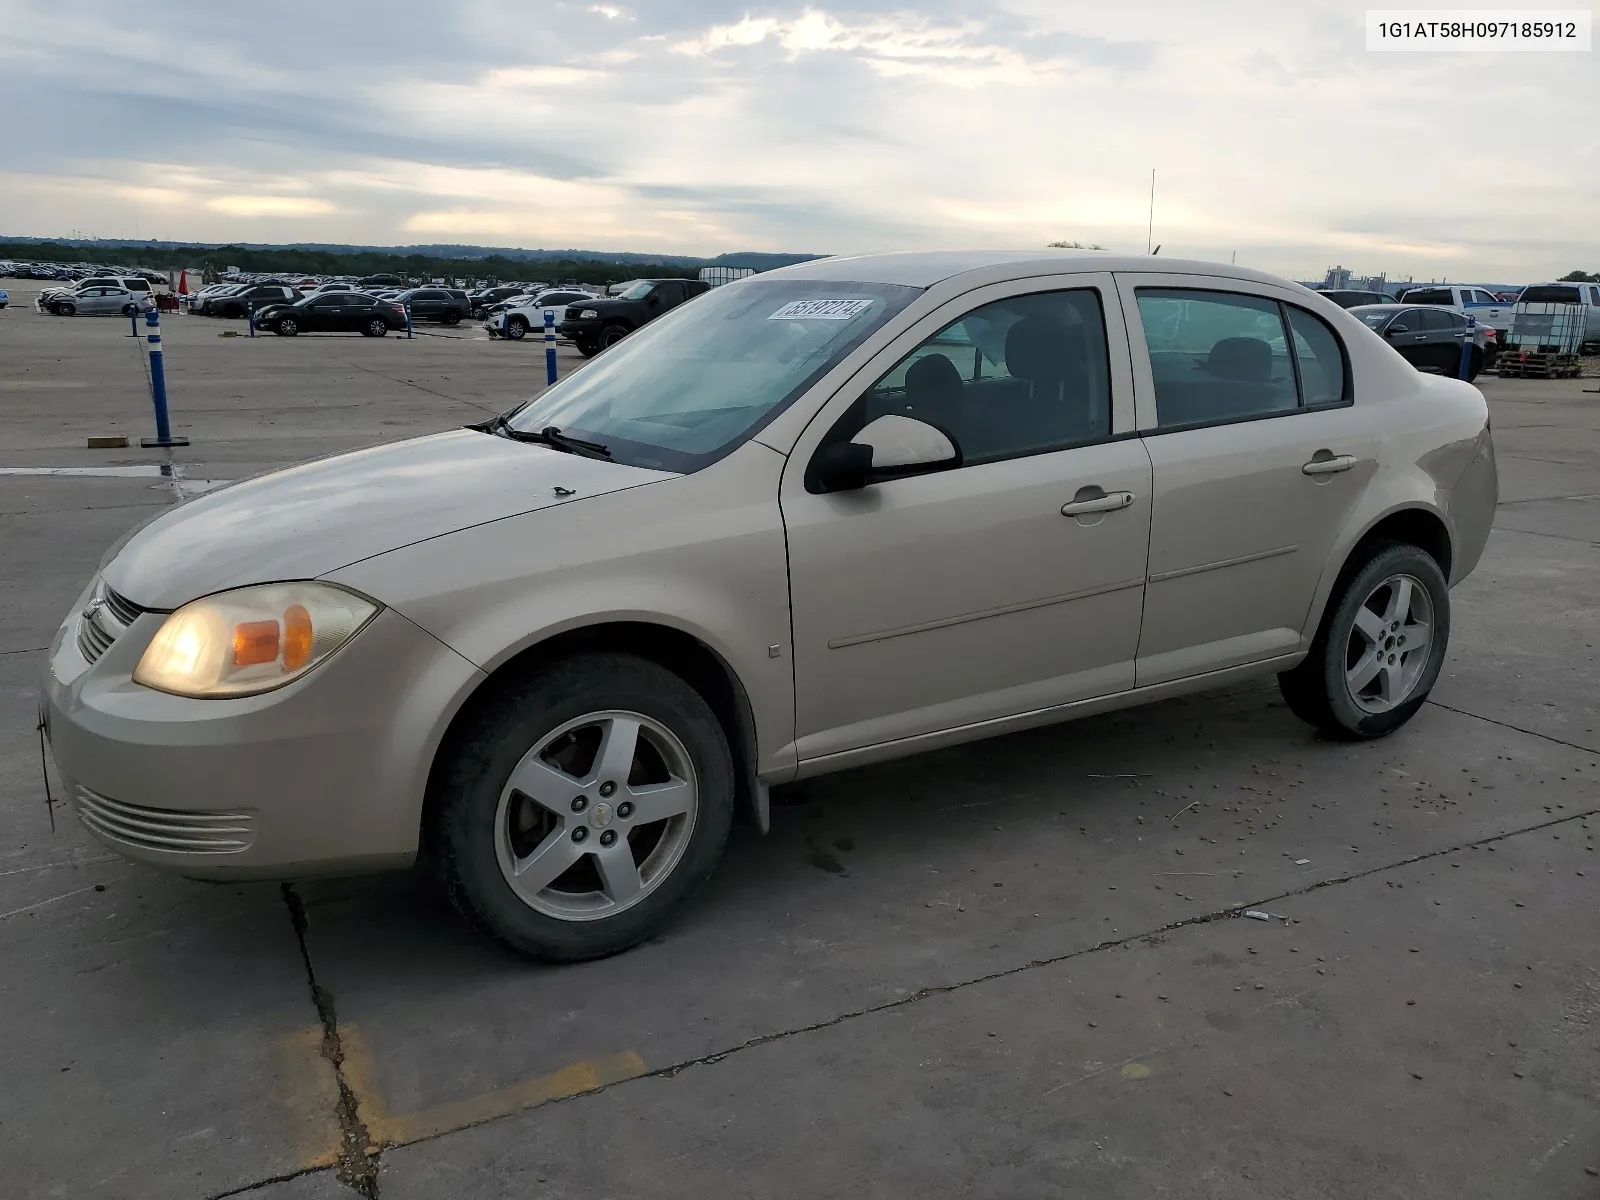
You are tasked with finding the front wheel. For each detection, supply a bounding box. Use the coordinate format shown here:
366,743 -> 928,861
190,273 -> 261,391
506,316 -> 528,340
275,317 -> 299,336
600,323 -> 629,349
54,302 -> 75,316
1278,542 -> 1450,739
432,654 -> 735,962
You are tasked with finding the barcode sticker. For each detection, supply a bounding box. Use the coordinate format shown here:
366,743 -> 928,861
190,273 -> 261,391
768,299 -> 875,321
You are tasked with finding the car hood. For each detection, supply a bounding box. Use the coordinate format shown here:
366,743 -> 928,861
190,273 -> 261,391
102,430 -> 676,609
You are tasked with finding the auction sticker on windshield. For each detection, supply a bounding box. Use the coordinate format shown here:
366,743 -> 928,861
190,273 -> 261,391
768,298 -> 876,321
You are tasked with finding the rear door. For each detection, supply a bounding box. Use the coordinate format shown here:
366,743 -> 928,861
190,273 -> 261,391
1418,308 -> 1463,372
1120,275 -> 1380,684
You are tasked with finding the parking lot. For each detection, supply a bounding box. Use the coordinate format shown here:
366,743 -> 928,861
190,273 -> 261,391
2,276 -> 1597,1198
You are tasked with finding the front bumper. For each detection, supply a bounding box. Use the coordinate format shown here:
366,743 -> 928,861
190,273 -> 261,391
558,317 -> 601,339
40,588 -> 484,880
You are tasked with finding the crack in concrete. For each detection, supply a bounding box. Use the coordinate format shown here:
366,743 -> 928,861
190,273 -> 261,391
1427,698 -> 1599,755
352,805 -> 1600,1156
204,1164 -> 333,1199
281,884 -> 381,1198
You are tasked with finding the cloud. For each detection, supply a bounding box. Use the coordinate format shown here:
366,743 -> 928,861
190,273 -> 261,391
0,0 -> 1593,280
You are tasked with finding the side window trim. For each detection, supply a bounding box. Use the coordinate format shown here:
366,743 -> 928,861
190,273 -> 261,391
1116,274 -> 1354,435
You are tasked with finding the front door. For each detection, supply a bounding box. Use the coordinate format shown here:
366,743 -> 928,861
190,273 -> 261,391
1121,276 -> 1380,685
782,275 -> 1151,764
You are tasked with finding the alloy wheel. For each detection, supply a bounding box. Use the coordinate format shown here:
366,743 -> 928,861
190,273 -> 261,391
1344,573 -> 1433,714
493,710 -> 699,921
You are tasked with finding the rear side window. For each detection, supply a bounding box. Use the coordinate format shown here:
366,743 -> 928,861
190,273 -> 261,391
1287,308 -> 1350,406
1419,308 -> 1453,331
1136,289 -> 1298,427
1519,285 -> 1582,304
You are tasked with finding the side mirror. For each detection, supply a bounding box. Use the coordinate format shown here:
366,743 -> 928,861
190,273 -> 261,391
808,415 -> 962,494
1386,324 -> 1408,335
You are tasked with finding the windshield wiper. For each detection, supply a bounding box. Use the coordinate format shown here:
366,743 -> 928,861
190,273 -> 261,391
479,415 -> 611,457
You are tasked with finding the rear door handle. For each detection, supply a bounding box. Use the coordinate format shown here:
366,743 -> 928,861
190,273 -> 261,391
1061,490 -> 1135,516
1303,454 -> 1358,476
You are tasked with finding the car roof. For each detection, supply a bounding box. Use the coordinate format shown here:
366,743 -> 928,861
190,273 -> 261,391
767,249 -> 1298,289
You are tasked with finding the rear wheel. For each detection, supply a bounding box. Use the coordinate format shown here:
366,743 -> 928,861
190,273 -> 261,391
122,304 -> 137,316
1466,348 -> 1483,381
442,311 -> 462,326
364,317 -> 388,337
432,654 -> 735,961
1278,542 -> 1449,739
576,338 -> 600,358
506,316 -> 528,340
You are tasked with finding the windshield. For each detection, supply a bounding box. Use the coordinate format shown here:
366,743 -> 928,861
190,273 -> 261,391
505,278 -> 920,471
618,281 -> 656,300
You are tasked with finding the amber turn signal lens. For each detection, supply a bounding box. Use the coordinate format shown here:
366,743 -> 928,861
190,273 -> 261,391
283,604 -> 313,672
233,620 -> 281,666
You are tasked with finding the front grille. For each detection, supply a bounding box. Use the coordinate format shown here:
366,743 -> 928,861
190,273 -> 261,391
74,786 -> 256,854
74,582 -> 149,665
102,586 -> 146,627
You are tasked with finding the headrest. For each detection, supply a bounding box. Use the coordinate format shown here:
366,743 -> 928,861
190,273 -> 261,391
1206,337 -> 1272,382
1005,318 -> 1085,382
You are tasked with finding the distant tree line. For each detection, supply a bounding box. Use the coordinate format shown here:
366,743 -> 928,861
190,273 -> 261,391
1558,269 -> 1598,282
1,240 -> 705,285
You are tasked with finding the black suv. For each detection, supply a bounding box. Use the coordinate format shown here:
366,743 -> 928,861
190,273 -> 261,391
202,283 -> 301,318
559,278 -> 711,356
396,288 -> 470,324
470,285 -> 538,318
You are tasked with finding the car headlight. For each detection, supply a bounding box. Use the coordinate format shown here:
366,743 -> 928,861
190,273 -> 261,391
133,582 -> 378,698
578,308 -> 598,319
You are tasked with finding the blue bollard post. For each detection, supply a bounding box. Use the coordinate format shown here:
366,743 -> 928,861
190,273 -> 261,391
139,309 -> 190,448
405,303 -> 414,339
1458,314 -> 1475,380
543,309 -> 557,386
128,304 -> 140,338
247,301 -> 255,337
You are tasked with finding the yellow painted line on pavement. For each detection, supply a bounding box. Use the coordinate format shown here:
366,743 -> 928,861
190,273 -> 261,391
288,1022 -> 646,1166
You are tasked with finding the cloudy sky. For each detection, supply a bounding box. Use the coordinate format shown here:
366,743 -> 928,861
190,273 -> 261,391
1,0 -> 1595,280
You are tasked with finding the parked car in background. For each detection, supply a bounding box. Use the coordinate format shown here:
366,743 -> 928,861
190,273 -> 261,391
0,288 -> 8,309
1316,289 -> 1393,309
1395,285 -> 1515,347
484,289 -> 596,340
45,285 -> 155,318
1515,282 -> 1600,350
42,250 -> 1497,962
40,275 -> 151,308
1349,304 -> 1487,378
469,286 -> 532,318
254,293 -> 407,337
560,278 -> 711,355
359,273 -> 407,288
200,283 -> 301,318
396,287 -> 469,324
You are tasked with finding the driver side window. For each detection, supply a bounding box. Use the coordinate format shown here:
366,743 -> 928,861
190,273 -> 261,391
851,288 -> 1112,466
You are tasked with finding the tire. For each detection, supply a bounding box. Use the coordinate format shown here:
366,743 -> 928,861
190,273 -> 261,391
122,304 -> 137,316
276,317 -> 299,337
1467,348 -> 1483,382
600,323 -> 629,349
506,316 -> 528,340
441,311 -> 462,326
55,302 -> 75,316
1277,541 -> 1450,740
365,317 -> 388,337
432,653 -> 735,962
576,338 -> 600,358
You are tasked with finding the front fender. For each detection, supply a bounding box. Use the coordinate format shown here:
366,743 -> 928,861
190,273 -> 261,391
324,440 -> 797,782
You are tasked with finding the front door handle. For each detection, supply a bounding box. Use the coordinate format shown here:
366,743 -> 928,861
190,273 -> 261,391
1061,489 -> 1135,516
1303,454 -> 1358,476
